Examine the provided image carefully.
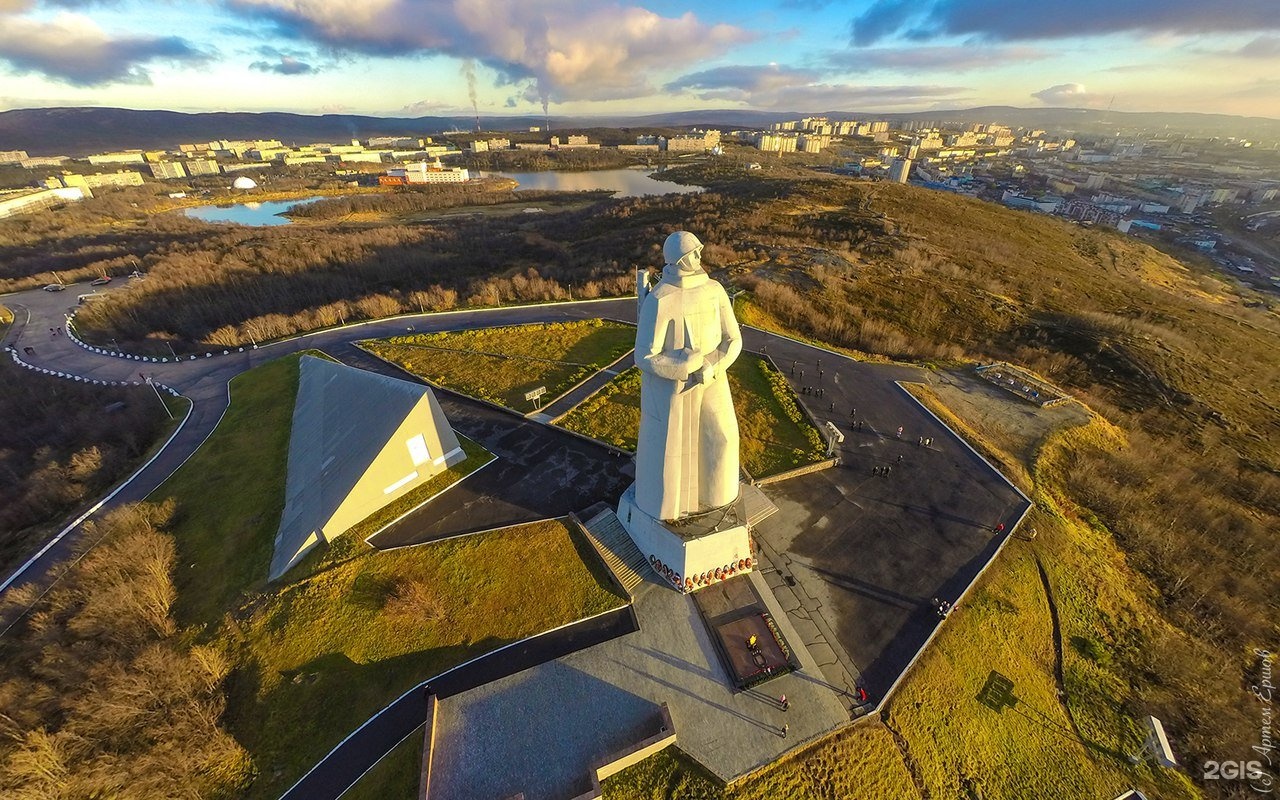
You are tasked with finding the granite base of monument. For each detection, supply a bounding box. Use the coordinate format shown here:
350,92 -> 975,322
617,482 -> 754,593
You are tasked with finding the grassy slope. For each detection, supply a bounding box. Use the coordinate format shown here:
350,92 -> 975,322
155,353 -> 302,626
0,350 -> 187,575
152,351 -> 626,799
558,354 -> 826,477
361,319 -> 635,410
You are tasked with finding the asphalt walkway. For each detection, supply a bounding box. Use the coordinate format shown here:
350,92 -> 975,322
538,347 -> 634,421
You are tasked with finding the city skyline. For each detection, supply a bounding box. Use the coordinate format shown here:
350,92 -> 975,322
1,0 -> 1278,120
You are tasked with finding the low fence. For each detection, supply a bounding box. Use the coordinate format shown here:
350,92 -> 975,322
5,345 -> 182,397
975,362 -> 1071,408
754,457 -> 840,487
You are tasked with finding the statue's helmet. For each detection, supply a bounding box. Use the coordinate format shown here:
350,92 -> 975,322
663,231 -> 703,266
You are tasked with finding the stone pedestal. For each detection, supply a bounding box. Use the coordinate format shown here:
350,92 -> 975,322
618,482 -> 754,593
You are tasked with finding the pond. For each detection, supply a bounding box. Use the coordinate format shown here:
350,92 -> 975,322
183,196 -> 327,226
493,168 -> 702,198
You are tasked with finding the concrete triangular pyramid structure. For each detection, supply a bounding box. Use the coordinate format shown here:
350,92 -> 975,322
270,356 -> 465,579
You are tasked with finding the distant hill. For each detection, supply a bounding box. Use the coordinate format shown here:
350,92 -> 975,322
1,105 -> 1276,156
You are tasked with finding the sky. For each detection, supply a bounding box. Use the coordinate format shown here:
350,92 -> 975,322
1,0 -> 1279,119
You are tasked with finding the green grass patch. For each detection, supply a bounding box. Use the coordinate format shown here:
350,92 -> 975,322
155,352 -> 313,626
152,351 -> 626,799
341,725 -> 424,800
360,319 -> 634,410
223,516 -> 624,800
558,354 -> 826,478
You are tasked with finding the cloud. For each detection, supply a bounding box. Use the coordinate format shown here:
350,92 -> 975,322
834,44 -> 1046,71
850,0 -> 1280,46
664,64 -> 819,94
665,63 -> 966,108
1098,63 -> 1159,73
1235,36 -> 1280,58
0,13 -> 208,86
397,99 -> 462,116
250,55 -> 316,74
0,93 -> 104,111
225,0 -> 753,104
1225,77 -> 1280,99
1032,82 -> 1098,106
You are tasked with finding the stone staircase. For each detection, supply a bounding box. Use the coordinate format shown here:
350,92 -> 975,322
581,509 -> 649,595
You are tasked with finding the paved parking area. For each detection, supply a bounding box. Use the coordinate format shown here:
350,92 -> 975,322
745,334 -> 1030,700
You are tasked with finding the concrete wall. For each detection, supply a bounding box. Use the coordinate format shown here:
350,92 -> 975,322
568,703 -> 676,800
754,457 -> 839,487
684,526 -> 751,587
619,485 -> 753,592
417,694 -> 439,800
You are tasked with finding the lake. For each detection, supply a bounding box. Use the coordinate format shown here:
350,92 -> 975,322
183,196 -> 326,226
493,168 -> 702,197
182,169 -> 701,226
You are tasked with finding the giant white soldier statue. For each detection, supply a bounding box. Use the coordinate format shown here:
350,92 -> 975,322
634,231 -> 743,522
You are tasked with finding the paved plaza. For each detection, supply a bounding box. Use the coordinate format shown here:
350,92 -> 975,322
430,576 -> 849,799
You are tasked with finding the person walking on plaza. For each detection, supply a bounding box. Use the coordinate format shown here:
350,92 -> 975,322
782,723 -> 789,739
780,694 -> 789,711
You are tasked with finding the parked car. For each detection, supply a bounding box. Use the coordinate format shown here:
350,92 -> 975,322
90,276 -> 112,286
42,283 -> 66,292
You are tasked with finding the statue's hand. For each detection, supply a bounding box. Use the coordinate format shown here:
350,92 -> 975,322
681,348 -> 704,378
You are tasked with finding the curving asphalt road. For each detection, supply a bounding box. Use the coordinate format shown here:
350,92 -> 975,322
0,280 -> 638,618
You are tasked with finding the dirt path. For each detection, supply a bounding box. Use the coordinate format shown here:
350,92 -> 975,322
881,713 -> 932,800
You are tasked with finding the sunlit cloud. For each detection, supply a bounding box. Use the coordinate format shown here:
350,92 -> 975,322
1031,82 -> 1100,106
0,13 -> 209,86
851,0 -> 1280,46
225,0 -> 753,107
666,63 -> 966,109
